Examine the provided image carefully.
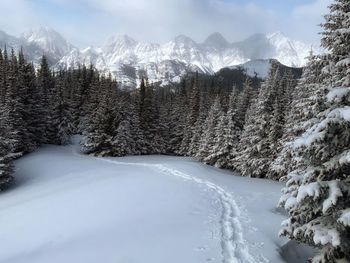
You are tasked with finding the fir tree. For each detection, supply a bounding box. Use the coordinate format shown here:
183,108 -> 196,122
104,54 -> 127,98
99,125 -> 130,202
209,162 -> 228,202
52,74 -> 74,145
269,65 -> 319,180
196,97 -> 222,163
178,74 -> 200,155
235,65 -> 281,178
279,1 -> 350,261
0,138 -> 14,191
111,119 -> 134,156
37,55 -> 56,144
17,50 -> 39,152
82,77 -> 119,156
206,86 -> 241,168
168,78 -> 188,153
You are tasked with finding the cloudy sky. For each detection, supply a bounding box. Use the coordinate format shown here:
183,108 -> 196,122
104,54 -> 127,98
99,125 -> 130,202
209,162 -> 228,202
1,0 -> 331,47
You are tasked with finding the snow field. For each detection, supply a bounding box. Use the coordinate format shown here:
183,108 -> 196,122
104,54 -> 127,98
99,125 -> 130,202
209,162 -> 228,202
0,141 -> 312,262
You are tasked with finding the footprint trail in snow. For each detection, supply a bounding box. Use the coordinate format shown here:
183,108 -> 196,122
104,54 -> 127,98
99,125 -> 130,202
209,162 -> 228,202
93,155 -> 256,263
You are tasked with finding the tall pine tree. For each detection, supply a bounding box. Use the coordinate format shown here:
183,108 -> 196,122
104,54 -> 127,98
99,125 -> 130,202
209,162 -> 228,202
279,1 -> 350,261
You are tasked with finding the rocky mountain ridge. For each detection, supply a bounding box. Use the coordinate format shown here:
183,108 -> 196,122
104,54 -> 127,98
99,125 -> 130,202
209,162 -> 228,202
0,27 -> 320,88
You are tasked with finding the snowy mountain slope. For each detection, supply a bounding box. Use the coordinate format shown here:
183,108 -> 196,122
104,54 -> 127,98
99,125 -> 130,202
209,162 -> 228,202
232,32 -> 314,68
0,30 -> 20,49
22,27 -> 75,63
0,27 -> 319,88
266,32 -> 311,67
0,27 -> 74,66
0,139 -> 314,263
230,58 -> 303,79
58,31 -> 317,88
0,30 -> 51,65
230,59 -> 272,78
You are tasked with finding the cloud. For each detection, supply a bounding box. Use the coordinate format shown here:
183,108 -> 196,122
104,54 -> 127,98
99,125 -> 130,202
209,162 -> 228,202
0,0 -> 39,35
50,0 -> 280,45
289,0 -> 332,42
0,0 -> 332,47
292,0 -> 331,18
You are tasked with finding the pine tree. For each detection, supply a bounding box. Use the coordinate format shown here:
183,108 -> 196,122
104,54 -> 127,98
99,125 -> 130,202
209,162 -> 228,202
188,91 -> 211,156
0,138 -> 14,191
205,112 -> 231,168
188,118 -> 204,156
127,94 -> 147,155
82,77 -> 119,156
1,50 -> 27,156
17,50 -> 39,152
235,79 -> 255,130
131,106 -> 146,154
79,72 -> 101,133
206,86 -> 241,168
108,92 -> 140,156
168,79 -> 188,153
37,55 -> 56,144
178,74 -> 200,155
52,74 -> 74,145
270,54 -> 325,180
235,65 -> 281,177
111,119 -> 134,156
139,79 -> 166,154
279,1 -> 350,261
265,70 -> 299,179
196,97 -> 222,162
0,50 -> 14,189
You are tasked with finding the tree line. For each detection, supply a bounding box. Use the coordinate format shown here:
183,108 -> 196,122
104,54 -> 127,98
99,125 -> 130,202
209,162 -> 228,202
0,50 -> 116,190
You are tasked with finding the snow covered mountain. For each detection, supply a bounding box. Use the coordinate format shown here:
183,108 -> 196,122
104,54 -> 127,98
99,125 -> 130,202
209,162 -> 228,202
0,27 -> 319,88
22,27 -> 75,63
0,27 -> 75,66
0,30 -> 51,65
230,59 -> 273,79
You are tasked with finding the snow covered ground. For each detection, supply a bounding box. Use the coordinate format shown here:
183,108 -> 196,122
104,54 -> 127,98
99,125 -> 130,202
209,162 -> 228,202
0,138 -> 313,263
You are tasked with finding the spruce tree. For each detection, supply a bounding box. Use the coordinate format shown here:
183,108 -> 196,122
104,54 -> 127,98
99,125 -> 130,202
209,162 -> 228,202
37,55 -> 56,144
139,79 -> 166,154
111,119 -> 134,156
168,79 -> 188,153
17,50 -> 39,152
82,76 -> 119,156
0,138 -> 14,191
127,94 -> 147,155
279,1 -> 350,261
206,86 -> 241,168
178,74 -> 200,155
196,97 -> 222,163
266,70 -> 298,179
52,74 -> 73,145
270,54 -> 325,180
235,65 -> 280,177
188,91 -> 211,156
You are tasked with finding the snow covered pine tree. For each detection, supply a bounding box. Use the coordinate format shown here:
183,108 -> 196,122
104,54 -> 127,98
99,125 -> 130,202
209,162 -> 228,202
279,0 -> 350,261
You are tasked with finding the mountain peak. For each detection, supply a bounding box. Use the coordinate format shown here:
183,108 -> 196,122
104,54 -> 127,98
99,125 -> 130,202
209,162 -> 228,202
23,27 -> 64,41
103,34 -> 138,53
266,31 -> 287,41
107,34 -> 137,45
21,27 -> 74,59
173,35 -> 196,44
0,27 -> 314,88
204,32 -> 229,49
37,26 -> 58,34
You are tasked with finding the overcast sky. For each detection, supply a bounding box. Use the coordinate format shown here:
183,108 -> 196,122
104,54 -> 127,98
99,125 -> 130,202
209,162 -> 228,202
0,0 -> 331,47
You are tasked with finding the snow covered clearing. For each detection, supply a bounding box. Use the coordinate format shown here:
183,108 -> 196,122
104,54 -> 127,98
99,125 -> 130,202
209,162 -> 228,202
0,139 -> 313,263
